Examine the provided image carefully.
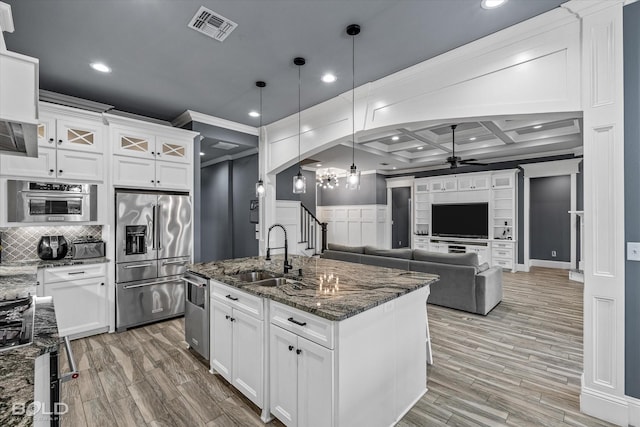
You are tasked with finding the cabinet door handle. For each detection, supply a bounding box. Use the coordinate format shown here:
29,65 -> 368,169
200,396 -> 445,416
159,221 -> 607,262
59,170 -> 63,174
288,345 -> 294,351
100,282 -> 104,286
287,317 -> 307,327
225,294 -> 238,301
68,271 -> 85,275
296,349 -> 302,355
58,139 -> 63,144
49,169 -> 54,173
225,315 -> 230,320
151,180 -> 155,183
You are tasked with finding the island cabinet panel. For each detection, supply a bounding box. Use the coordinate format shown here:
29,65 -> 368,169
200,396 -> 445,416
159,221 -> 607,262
210,282 -> 265,410
270,324 -> 334,427
270,301 -> 334,349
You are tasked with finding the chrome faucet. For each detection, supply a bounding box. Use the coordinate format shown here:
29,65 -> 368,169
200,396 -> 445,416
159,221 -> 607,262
265,224 -> 292,274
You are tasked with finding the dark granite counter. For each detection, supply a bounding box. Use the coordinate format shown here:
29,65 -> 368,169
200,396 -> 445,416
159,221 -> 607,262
188,255 -> 438,321
0,297 -> 60,427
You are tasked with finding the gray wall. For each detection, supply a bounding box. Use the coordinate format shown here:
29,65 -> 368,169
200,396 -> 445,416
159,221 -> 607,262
624,1 -> 640,399
200,161 -> 232,261
276,164 -> 317,216
232,154 -> 260,258
529,176 -> 571,262
317,173 -> 388,206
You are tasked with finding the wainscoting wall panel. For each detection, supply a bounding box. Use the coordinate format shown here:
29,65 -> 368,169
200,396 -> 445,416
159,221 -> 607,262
317,205 -> 387,248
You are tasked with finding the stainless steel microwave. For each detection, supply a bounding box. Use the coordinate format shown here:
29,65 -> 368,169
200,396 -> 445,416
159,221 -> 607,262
7,180 -> 97,223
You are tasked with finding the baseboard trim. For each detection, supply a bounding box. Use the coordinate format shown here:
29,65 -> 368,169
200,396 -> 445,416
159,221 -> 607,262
629,395 -> 640,427
580,386 -> 629,426
529,259 -> 571,269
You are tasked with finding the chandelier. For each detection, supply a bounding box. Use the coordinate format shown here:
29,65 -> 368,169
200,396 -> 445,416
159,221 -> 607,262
316,169 -> 339,189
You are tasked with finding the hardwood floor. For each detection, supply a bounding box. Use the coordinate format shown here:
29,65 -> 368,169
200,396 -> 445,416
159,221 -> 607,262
60,268 -> 615,427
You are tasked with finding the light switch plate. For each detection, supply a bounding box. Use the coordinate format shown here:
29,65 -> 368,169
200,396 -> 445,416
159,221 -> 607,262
628,242 -> 640,261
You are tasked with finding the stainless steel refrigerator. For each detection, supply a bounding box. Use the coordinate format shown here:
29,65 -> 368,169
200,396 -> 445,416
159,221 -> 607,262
115,191 -> 192,331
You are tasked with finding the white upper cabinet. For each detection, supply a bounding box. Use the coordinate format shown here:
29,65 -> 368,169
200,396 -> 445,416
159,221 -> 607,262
492,173 -> 514,189
106,115 -> 197,191
457,174 -> 489,191
1,103 -> 105,182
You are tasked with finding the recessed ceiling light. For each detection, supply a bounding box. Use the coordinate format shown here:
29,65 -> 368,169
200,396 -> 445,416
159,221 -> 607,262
470,137 -> 477,141
321,73 -> 337,83
392,167 -> 397,170
200,152 -> 205,156
391,136 -> 400,141
481,0 -> 508,9
533,125 -> 543,129
316,163 -> 322,167
249,111 -> 260,118
90,62 -> 111,73
417,146 -> 424,150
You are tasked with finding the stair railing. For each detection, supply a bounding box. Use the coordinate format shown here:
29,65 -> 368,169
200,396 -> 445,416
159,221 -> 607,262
299,203 -> 327,254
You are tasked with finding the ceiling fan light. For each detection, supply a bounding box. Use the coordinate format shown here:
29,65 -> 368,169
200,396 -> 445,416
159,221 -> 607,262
293,171 -> 306,194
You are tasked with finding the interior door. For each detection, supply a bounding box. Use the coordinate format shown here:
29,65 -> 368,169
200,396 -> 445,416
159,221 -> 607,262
157,194 -> 192,259
391,187 -> 411,248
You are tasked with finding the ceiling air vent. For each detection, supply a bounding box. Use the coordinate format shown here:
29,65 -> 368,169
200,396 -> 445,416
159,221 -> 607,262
188,6 -> 237,42
212,141 -> 239,150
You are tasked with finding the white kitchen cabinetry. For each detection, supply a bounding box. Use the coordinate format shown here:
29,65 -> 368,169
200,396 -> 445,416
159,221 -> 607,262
429,177 -> 457,192
457,174 -> 489,191
0,104 -> 105,182
270,324 -> 333,427
210,281 -> 265,410
107,118 -> 195,191
39,263 -> 108,338
269,286 -> 430,427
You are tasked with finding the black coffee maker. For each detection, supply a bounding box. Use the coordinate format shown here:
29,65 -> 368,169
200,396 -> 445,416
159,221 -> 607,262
37,235 -> 69,260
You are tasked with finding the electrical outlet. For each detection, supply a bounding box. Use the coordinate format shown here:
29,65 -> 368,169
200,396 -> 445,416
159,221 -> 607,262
628,242 -> 640,261
551,250 -> 557,257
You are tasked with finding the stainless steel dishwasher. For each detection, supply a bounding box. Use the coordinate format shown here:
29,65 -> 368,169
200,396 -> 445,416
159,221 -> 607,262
183,271 -> 209,360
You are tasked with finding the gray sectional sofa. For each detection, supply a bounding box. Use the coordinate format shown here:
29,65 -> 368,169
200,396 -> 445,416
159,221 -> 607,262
321,244 -> 503,315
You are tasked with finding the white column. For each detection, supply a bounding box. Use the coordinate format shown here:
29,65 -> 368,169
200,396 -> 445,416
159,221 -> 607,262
568,1 -> 627,424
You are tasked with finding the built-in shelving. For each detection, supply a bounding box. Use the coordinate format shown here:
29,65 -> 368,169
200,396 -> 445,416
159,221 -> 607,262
412,170 -> 519,271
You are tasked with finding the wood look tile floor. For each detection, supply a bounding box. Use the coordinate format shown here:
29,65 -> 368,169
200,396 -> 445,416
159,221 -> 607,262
60,268 -> 615,427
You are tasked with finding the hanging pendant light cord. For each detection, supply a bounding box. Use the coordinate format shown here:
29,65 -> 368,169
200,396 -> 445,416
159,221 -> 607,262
298,64 -> 302,172
351,33 -> 355,167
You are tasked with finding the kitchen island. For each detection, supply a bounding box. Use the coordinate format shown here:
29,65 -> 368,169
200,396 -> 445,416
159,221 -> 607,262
188,255 -> 438,427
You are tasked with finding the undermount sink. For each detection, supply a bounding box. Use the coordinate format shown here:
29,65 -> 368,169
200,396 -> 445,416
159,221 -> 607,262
233,270 -> 280,282
253,277 -> 289,287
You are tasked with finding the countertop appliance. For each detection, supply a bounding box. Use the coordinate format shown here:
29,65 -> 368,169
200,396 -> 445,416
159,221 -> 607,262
70,237 -> 105,260
182,271 -> 209,360
115,191 -> 192,331
37,235 -> 69,260
7,180 -> 98,223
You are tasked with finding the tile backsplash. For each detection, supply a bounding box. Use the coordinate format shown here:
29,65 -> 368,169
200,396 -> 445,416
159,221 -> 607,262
0,225 -> 102,262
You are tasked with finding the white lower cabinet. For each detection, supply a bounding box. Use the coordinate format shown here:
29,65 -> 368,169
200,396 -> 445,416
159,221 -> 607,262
270,325 -> 333,427
40,263 -> 108,338
210,284 -> 264,409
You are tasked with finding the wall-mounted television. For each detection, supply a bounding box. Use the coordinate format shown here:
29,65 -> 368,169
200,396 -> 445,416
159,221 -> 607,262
431,203 -> 488,239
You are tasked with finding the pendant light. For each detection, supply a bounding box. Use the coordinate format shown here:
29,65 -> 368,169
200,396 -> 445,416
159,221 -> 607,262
292,57 -> 306,194
346,24 -> 361,190
255,81 -> 266,197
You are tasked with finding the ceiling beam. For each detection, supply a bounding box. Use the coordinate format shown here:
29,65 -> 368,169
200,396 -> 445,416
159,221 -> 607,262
398,128 -> 449,152
480,121 -> 515,145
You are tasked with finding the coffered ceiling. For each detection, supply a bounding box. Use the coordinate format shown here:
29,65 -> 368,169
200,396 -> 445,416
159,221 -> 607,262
309,112 -> 583,173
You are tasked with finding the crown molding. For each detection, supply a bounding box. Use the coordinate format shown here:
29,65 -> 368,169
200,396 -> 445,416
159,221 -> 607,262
173,110 -> 258,136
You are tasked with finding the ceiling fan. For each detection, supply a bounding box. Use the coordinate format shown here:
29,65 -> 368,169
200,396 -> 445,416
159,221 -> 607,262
445,124 -> 488,169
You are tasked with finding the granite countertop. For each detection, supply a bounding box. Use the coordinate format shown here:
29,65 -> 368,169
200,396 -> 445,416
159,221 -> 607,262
0,266 -> 61,426
188,255 -> 438,321
0,297 -> 60,427
1,257 -> 109,270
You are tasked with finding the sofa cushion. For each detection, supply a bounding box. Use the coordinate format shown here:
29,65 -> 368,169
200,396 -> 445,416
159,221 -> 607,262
321,250 -> 362,263
412,250 -> 479,267
360,254 -> 410,270
477,262 -> 490,273
364,246 -> 413,259
327,243 -> 365,254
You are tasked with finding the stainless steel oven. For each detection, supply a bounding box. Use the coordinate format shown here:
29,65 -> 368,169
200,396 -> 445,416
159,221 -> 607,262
183,272 -> 209,360
7,180 -> 97,223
